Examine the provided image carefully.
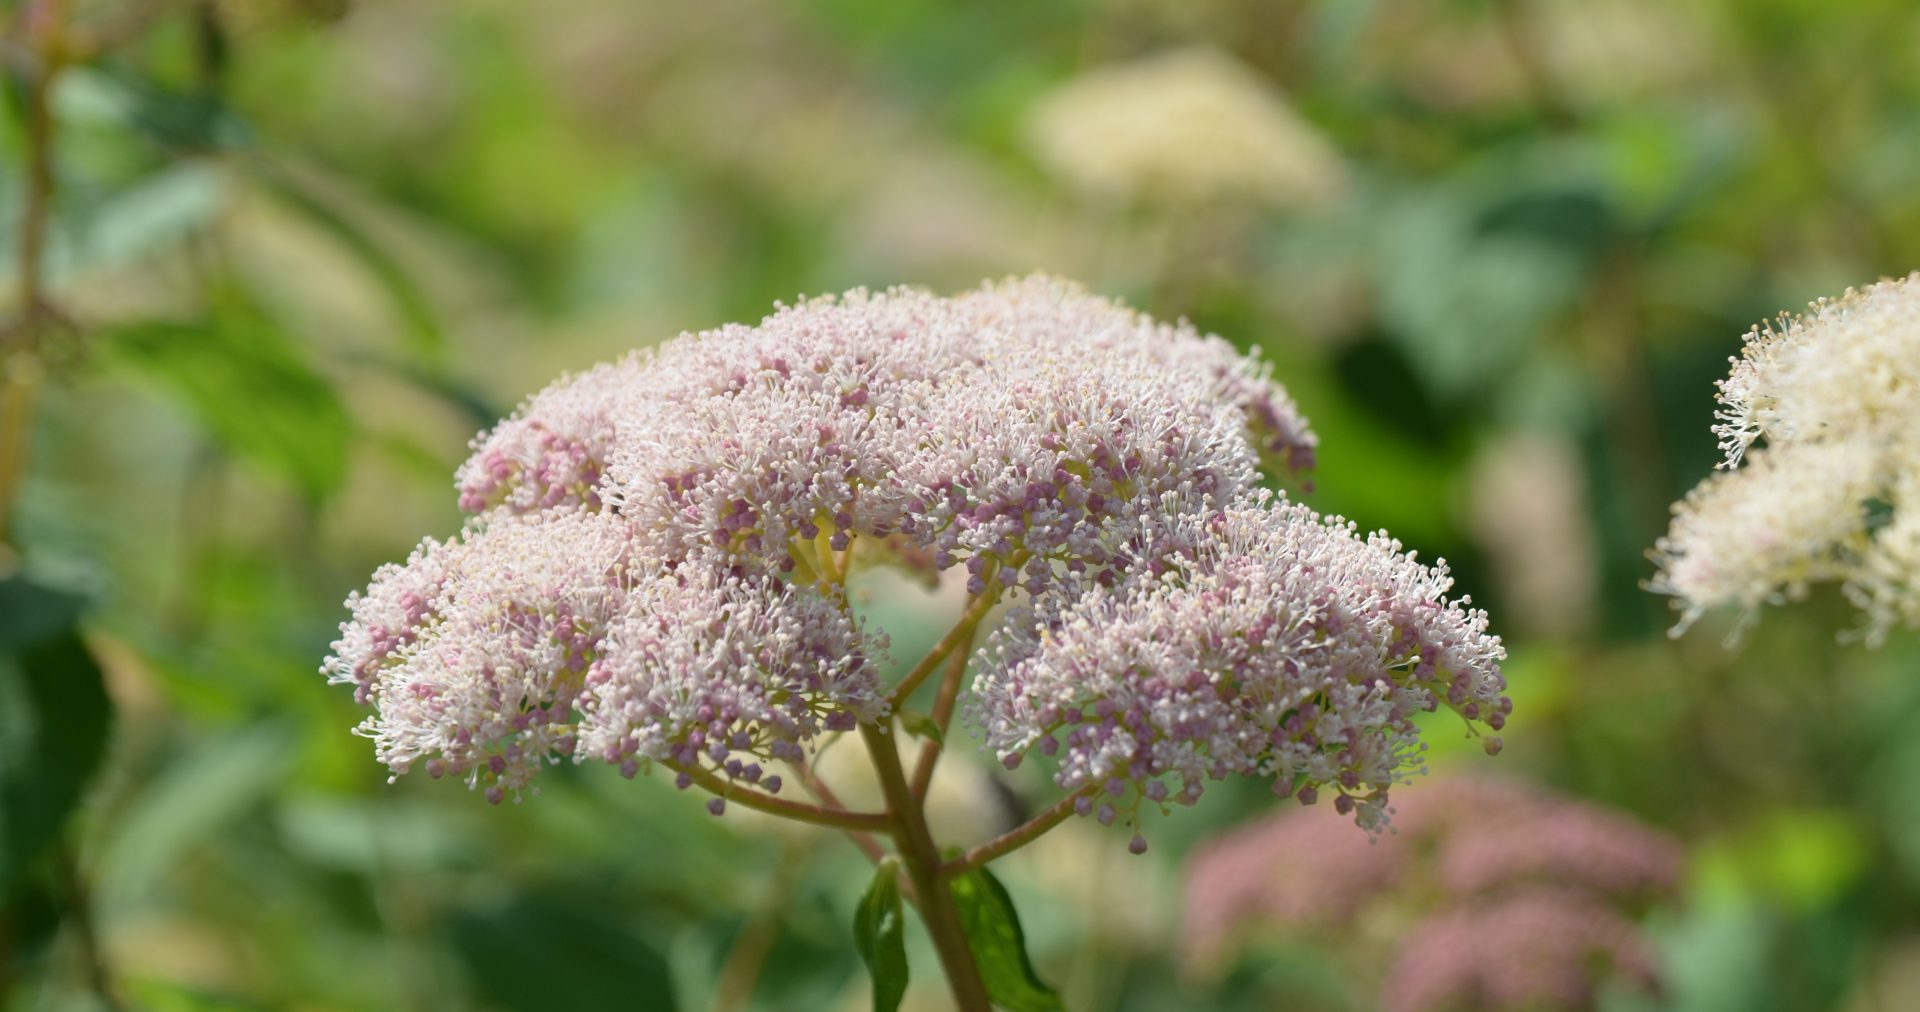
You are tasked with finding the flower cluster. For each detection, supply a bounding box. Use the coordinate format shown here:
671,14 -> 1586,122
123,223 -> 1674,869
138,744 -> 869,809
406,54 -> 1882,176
1024,48 -> 1345,208
322,511 -> 635,801
322,511 -> 888,803
578,560 -> 886,778
1652,273 -> 1920,641
1182,775 -> 1680,1010
973,495 -> 1508,839
327,274 -> 1503,836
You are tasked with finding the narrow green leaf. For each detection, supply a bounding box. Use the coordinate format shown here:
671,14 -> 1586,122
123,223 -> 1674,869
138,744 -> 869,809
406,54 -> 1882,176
37,164 -> 229,283
0,578 -> 111,888
949,865 -> 1061,1012
854,857 -> 909,1012
896,707 -> 943,746
256,166 -> 446,360
99,315 -> 353,500
96,724 -> 293,906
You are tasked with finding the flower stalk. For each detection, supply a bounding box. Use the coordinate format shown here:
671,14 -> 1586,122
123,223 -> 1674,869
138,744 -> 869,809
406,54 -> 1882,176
887,586 -> 1000,709
666,761 -> 890,833
941,785 -> 1100,878
860,722 -> 992,1011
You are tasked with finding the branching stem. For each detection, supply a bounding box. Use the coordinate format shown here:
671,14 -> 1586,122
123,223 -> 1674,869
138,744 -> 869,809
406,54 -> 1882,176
909,638 -> 973,800
940,785 -> 1099,878
860,723 -> 991,1012
792,757 -> 892,868
888,586 -> 998,709
667,761 -> 892,833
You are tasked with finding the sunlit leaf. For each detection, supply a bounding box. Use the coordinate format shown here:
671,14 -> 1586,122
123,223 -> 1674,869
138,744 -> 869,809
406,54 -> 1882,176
99,315 -> 353,500
948,865 -> 1061,1012
854,858 -> 908,1012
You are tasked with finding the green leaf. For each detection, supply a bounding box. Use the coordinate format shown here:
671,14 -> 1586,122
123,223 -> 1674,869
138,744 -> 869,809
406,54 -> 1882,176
0,577 -> 111,888
450,895 -> 678,1012
0,578 -> 87,649
896,707 -> 943,746
854,858 -> 909,1012
29,163 -> 230,283
99,315 -> 353,500
1,863 -> 63,975
55,65 -> 252,152
96,724 -> 293,906
948,865 -> 1061,1012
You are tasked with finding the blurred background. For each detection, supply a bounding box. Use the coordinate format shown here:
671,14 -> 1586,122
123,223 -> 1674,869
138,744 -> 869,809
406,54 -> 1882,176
5,0 -> 1920,1008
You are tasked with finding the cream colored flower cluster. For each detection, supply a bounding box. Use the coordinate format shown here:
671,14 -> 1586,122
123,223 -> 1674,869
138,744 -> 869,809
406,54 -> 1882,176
1025,48 -> 1344,208
1654,273 -> 1920,640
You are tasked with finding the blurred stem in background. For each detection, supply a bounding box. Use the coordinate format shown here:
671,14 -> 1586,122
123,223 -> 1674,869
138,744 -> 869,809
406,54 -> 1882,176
712,841 -> 810,1012
1,4 -> 170,1010
0,0 -> 66,561
2,0 -> 182,540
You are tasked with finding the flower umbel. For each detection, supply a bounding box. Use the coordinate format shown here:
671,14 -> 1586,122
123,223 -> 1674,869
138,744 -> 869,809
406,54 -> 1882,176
324,510 -> 635,803
973,494 -> 1508,833
325,273 -> 1501,843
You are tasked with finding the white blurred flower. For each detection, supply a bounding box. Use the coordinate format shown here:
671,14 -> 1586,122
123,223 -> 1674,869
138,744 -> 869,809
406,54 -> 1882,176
1467,434 -> 1596,639
1654,273 -> 1920,641
1025,48 -> 1344,208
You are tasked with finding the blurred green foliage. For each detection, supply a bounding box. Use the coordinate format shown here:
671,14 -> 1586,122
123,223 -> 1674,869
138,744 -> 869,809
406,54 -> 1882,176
7,0 -> 1920,1008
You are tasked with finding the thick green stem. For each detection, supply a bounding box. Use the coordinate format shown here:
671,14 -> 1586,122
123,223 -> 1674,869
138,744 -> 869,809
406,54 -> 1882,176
859,723 -> 991,1012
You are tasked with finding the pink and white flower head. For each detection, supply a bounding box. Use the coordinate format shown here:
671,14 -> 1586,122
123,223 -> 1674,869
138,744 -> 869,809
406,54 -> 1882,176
1182,775 -> 1681,1009
580,556 -> 889,777
972,493 -> 1507,835
326,274 -> 1504,841
325,510 -> 635,803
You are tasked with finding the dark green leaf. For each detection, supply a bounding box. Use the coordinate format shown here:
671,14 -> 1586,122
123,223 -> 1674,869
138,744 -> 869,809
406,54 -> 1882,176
1,864 -> 63,976
854,857 -> 909,1012
0,578 -> 86,650
450,896 -> 678,1012
948,865 -> 1061,1012
99,315 -> 353,500
0,578 -> 111,888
